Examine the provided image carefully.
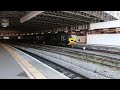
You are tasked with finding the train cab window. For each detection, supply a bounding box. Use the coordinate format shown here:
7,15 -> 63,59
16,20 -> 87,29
68,35 -> 72,38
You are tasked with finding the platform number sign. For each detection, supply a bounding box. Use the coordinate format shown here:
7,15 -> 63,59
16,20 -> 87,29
1,18 -> 9,27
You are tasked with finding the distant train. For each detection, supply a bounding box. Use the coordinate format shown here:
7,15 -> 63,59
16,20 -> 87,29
15,31 -> 75,46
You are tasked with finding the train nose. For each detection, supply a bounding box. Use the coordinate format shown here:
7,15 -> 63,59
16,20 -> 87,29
68,38 -> 75,45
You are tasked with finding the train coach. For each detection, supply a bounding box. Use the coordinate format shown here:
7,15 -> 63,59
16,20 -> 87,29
16,31 -> 75,46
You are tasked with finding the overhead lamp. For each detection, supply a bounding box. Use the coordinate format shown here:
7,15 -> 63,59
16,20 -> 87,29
76,30 -> 80,31
3,25 -> 7,27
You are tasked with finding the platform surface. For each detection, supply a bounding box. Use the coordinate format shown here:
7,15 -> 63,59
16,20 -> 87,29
0,45 -> 29,79
75,43 -> 120,50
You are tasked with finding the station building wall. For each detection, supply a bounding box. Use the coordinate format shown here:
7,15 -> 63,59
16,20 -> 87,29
71,35 -> 86,43
87,34 -> 120,46
76,36 -> 86,43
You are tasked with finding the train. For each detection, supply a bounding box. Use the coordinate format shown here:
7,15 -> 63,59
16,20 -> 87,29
11,31 -> 75,46
43,31 -> 75,46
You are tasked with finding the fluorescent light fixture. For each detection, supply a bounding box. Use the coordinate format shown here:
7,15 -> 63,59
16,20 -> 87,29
76,30 -> 80,31
3,25 -> 7,27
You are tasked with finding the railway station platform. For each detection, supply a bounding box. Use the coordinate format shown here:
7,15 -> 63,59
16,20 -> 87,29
74,43 -> 120,53
0,44 -> 29,79
0,43 -> 69,79
0,44 -> 47,79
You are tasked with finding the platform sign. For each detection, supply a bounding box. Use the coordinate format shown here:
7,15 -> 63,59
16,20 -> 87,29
1,18 -> 9,27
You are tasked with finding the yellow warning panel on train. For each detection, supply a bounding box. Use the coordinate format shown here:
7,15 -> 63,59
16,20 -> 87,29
68,38 -> 75,45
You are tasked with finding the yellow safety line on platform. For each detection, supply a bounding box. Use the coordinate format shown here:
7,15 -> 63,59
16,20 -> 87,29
0,44 -> 47,79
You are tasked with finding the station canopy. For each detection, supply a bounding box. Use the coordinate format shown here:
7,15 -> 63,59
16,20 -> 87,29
0,11 -> 118,32
104,11 -> 120,20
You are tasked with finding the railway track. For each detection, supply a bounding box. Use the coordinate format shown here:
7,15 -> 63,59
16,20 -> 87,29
17,43 -> 120,56
13,43 -> 120,68
14,46 -> 88,79
19,43 -> 120,60
10,43 -> 120,79
73,44 -> 120,55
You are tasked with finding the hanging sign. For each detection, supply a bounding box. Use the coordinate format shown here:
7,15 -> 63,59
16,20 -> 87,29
1,18 -> 9,27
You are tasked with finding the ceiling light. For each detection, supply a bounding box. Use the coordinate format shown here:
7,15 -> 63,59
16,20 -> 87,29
3,25 -> 7,27
27,33 -> 30,35
76,30 -> 80,31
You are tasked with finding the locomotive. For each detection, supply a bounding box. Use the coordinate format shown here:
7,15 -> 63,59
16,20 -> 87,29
43,31 -> 75,46
8,31 -> 75,46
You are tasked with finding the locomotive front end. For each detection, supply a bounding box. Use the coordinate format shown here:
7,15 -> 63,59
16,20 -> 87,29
67,37 -> 75,45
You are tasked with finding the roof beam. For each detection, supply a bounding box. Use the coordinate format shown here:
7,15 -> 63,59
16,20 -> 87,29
20,11 -> 44,23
